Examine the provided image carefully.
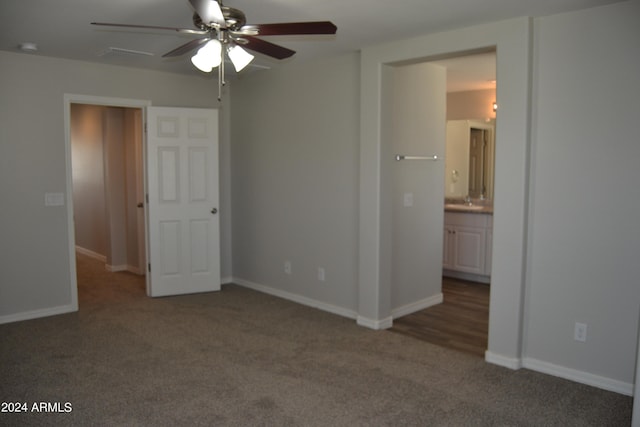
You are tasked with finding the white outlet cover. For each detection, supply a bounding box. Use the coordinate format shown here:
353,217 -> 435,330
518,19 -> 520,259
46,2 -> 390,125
404,193 -> 414,207
574,322 -> 587,342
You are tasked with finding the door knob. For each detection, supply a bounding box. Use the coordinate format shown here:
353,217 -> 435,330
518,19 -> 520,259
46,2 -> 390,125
211,208 -> 218,214
137,202 -> 143,208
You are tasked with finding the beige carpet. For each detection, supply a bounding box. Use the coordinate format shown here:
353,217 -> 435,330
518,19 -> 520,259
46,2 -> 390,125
0,253 -> 632,426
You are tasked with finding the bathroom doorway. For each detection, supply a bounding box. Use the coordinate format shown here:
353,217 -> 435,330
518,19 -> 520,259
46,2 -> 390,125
391,50 -> 496,357
359,20 -> 531,368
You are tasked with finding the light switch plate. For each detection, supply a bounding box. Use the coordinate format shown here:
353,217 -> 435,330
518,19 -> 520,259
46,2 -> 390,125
45,192 -> 65,206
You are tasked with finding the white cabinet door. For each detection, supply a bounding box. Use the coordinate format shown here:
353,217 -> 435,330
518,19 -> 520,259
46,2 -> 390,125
452,226 -> 486,274
146,107 -> 220,297
443,212 -> 492,279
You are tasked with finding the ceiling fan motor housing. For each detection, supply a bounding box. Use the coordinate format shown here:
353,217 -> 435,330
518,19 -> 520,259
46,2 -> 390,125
192,7 -> 246,31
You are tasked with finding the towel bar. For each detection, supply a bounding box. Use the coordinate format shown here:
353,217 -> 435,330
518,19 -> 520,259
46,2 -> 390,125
395,155 -> 439,161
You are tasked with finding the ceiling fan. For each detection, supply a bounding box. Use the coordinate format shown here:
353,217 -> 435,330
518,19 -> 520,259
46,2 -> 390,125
92,0 -> 337,100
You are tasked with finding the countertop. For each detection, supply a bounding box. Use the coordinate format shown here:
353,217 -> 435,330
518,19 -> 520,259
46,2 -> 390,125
444,204 -> 493,214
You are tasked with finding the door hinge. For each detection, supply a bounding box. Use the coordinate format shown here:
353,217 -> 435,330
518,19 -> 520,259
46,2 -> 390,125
148,263 -> 151,273
144,122 -> 147,133
146,193 -> 149,204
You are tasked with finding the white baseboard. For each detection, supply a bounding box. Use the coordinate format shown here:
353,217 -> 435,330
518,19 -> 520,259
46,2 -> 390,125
220,276 -> 233,285
523,357 -> 633,396
0,304 -> 77,325
75,246 -> 106,262
443,270 -> 490,284
392,293 -> 443,319
485,351 -> 523,370
231,278 -> 439,331
76,248 -> 143,275
233,277 -> 358,321
105,264 -> 144,275
485,352 -> 633,396
357,315 -> 393,330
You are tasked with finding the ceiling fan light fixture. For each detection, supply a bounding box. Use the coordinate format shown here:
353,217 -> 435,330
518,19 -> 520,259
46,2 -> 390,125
227,45 -> 254,72
191,39 -> 222,72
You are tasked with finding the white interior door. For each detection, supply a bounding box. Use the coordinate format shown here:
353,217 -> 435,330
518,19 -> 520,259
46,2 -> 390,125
146,106 -> 220,297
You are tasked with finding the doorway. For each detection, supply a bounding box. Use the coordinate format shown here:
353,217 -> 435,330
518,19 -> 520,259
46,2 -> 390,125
390,51 -> 496,357
70,103 -> 145,275
64,96 -> 222,304
63,94 -> 151,309
359,19 -> 531,367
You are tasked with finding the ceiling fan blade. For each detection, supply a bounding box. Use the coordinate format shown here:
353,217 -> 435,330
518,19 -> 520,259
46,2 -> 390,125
242,36 -> 295,60
248,21 -> 337,36
162,37 -> 210,57
188,0 -> 226,28
91,22 -> 207,35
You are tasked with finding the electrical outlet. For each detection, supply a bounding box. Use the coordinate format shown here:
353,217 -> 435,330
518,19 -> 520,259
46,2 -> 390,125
284,261 -> 292,275
318,267 -> 325,282
574,322 -> 587,342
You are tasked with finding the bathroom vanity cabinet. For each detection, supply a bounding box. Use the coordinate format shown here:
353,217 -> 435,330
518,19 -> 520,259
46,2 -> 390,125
443,211 -> 493,283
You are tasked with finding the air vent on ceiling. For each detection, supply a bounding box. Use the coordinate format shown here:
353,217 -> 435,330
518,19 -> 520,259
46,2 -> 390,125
97,47 -> 154,57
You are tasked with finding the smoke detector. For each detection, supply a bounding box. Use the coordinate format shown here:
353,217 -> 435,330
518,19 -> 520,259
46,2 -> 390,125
19,42 -> 38,53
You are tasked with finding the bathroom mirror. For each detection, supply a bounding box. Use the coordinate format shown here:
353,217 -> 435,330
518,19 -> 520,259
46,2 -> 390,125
445,119 -> 495,200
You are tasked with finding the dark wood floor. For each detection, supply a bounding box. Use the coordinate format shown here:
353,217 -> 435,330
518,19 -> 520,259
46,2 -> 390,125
390,277 -> 490,357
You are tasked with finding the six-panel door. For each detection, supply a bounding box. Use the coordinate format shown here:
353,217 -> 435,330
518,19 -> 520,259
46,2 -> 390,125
146,107 -> 220,297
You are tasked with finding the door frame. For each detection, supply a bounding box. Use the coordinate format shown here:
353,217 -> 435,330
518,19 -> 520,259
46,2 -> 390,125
358,17 -> 532,369
467,119 -> 496,200
63,94 -> 151,309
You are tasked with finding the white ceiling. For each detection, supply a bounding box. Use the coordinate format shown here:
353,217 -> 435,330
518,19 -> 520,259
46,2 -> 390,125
431,52 -> 496,93
0,0 -> 621,90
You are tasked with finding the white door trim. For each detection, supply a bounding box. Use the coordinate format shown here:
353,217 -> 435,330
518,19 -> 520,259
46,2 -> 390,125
63,94 -> 151,310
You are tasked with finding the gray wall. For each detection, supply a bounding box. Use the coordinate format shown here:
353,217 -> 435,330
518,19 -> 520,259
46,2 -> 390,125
71,104 -> 108,257
230,53 -> 360,312
103,107 -> 127,269
383,62 -> 446,312
0,51 -> 229,320
523,0 -> 640,387
447,89 -> 496,121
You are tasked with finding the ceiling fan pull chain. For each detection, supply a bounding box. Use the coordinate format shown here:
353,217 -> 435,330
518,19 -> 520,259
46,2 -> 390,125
218,29 -> 225,101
